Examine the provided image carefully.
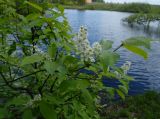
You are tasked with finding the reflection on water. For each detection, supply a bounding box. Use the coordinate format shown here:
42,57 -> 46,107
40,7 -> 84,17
65,9 -> 160,94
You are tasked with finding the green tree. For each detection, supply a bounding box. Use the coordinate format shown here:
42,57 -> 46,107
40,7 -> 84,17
93,0 -> 104,3
0,0 -> 151,119
78,0 -> 85,5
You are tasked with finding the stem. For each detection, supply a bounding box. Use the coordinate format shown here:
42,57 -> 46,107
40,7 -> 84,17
0,72 -> 34,98
8,66 -> 12,80
38,75 -> 50,96
65,92 -> 81,103
54,50 -> 58,61
113,44 -> 123,52
13,67 -> 20,80
0,60 -> 20,68
50,77 -> 58,93
1,33 -> 4,45
9,70 -> 46,83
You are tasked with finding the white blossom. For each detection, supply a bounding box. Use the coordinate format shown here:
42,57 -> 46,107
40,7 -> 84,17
92,42 -> 102,56
34,94 -> 41,101
75,26 -> 102,63
121,61 -> 132,74
114,71 -> 122,79
25,94 -> 41,108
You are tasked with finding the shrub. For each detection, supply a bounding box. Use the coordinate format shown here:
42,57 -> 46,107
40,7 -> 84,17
0,0 -> 151,118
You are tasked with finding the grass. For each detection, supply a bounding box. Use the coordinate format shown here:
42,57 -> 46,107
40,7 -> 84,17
100,91 -> 160,119
63,3 -> 160,13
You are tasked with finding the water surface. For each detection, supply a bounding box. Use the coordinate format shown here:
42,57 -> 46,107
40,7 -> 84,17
65,9 -> 160,94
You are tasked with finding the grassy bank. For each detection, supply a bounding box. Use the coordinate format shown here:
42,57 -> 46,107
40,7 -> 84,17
63,3 -> 160,13
100,91 -> 160,119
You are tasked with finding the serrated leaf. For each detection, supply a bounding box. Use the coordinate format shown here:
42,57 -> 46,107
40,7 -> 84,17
100,40 -> 113,50
64,55 -> 78,64
59,80 -> 89,93
39,102 -> 57,119
6,96 -> 30,107
116,89 -> 125,100
100,51 -> 120,67
105,87 -> 115,97
21,55 -> 44,66
58,5 -> 64,13
22,109 -> 33,119
0,108 -> 6,119
118,85 -> 128,94
81,89 -> 95,114
123,45 -> 148,59
44,61 -> 56,75
123,37 -> 151,49
25,1 -> 43,12
48,43 -> 57,58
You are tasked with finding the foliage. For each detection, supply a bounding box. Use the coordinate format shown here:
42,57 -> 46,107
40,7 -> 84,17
64,2 -> 160,13
0,0 -> 151,119
122,3 -> 160,28
120,3 -> 151,13
123,13 -> 160,27
101,91 -> 160,119
93,0 -> 105,3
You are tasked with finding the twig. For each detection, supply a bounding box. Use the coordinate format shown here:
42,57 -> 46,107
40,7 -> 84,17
50,77 -> 58,93
9,70 -> 46,83
38,75 -> 50,96
0,72 -> 34,98
113,44 -> 123,52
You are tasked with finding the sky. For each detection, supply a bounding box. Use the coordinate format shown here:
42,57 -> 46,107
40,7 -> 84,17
104,0 -> 160,5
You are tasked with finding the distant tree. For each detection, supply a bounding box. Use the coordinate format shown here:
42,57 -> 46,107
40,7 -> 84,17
93,0 -> 104,3
78,0 -> 85,5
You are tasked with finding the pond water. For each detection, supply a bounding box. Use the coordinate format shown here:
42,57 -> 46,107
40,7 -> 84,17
65,9 -> 160,95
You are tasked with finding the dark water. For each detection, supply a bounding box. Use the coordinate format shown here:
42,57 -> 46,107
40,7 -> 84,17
65,9 -> 160,95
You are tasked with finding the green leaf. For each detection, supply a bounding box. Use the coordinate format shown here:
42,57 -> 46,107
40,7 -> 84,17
100,51 -> 120,67
44,61 -> 56,75
81,89 -> 95,114
123,37 -> 151,49
0,108 -> 6,119
58,5 -> 64,13
21,55 -> 44,66
63,55 -> 78,64
22,109 -> 33,119
59,80 -> 90,93
39,102 -> 57,119
25,1 -> 43,12
48,43 -> 57,58
100,40 -> 113,50
81,89 -> 93,104
6,96 -> 30,107
123,45 -> 148,59
116,89 -> 125,100
118,85 -> 128,94
105,87 -> 115,97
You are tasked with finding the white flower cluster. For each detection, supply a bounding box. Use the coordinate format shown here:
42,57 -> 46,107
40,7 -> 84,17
114,61 -> 132,79
92,42 -> 102,56
26,94 -> 41,108
75,26 -> 102,62
121,61 -> 132,75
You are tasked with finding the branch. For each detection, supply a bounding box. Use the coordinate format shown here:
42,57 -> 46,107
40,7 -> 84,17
8,66 -> 12,80
0,60 -> 20,68
38,75 -> 50,96
65,92 -> 81,103
113,44 -> 123,52
50,77 -> 58,93
9,70 -> 46,83
0,72 -> 34,98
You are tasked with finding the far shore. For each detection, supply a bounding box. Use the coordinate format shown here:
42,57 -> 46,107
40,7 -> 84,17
62,2 -> 160,13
